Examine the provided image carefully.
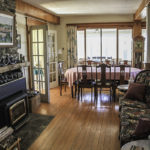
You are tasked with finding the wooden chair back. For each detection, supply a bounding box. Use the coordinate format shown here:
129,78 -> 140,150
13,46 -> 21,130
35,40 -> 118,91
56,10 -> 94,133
77,65 -> 93,82
96,63 -> 111,86
114,64 -> 131,85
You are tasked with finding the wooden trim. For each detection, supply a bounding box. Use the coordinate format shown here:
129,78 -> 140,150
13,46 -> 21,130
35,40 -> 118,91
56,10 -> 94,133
16,0 -> 60,24
67,22 -> 134,29
134,0 -> 150,20
84,29 -> 86,62
116,29 -> 119,64
25,17 -> 32,89
0,62 -> 30,74
27,17 -> 46,26
100,29 -> 102,62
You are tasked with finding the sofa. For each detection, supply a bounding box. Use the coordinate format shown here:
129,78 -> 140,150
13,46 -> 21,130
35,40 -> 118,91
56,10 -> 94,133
119,70 -> 150,146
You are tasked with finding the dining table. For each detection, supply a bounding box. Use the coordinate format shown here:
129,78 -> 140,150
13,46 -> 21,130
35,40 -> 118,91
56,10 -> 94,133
65,66 -> 141,87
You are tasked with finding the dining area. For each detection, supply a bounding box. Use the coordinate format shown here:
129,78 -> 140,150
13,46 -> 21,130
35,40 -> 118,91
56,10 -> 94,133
61,60 -> 141,102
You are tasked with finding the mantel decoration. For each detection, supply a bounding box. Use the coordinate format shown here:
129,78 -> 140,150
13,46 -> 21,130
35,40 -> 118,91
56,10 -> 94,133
0,11 -> 14,47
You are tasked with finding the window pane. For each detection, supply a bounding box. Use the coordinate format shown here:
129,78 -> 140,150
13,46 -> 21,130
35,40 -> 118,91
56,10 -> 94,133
32,30 -> 37,42
39,43 -> 44,55
142,29 -> 147,61
77,30 -> 85,61
119,29 -> 132,61
33,43 -> 38,55
39,56 -> 44,68
86,29 -> 100,61
38,29 -> 43,42
33,56 -> 38,68
102,29 -> 117,60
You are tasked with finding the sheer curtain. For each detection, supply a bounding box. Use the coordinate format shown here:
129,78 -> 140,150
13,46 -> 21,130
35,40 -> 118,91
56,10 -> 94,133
67,26 -> 77,68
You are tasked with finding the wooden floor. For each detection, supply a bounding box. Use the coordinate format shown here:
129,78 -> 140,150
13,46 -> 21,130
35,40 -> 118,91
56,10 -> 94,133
29,87 -> 120,150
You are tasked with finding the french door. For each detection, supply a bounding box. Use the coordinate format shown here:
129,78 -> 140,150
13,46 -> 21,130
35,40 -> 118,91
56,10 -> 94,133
48,30 -> 58,88
30,25 -> 50,103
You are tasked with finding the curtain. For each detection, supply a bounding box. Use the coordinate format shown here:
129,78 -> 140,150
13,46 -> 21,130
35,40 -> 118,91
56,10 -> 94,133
67,26 -> 77,68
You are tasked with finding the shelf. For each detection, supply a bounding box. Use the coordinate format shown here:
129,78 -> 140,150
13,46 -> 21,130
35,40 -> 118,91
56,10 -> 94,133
0,62 -> 30,74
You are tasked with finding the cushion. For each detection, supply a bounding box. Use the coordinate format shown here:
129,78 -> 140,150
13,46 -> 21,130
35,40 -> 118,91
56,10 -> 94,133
124,83 -> 145,102
134,118 -> 150,136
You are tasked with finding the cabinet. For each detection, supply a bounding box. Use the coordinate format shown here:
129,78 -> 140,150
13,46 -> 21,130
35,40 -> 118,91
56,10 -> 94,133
133,36 -> 145,69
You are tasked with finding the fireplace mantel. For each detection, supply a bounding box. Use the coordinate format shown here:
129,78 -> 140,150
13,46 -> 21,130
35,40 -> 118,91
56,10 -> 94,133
0,62 -> 30,74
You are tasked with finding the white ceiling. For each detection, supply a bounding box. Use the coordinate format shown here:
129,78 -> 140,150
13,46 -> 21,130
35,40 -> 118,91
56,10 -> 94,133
23,0 -> 142,16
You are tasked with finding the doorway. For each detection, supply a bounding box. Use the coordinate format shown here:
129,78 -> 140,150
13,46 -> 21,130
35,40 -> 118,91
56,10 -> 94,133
30,25 -> 50,103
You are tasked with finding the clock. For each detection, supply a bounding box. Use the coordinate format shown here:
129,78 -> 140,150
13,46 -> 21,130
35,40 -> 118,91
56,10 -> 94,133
133,36 -> 144,51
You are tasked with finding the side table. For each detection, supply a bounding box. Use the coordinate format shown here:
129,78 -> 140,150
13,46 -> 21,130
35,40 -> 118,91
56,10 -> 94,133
117,84 -> 129,93
121,140 -> 150,150
117,84 -> 129,100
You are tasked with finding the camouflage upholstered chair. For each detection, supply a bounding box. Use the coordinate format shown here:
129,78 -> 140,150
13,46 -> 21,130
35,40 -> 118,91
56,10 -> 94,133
119,70 -> 150,146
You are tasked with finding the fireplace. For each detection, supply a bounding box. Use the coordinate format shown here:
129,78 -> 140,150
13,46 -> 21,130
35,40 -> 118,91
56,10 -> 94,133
0,78 -> 28,129
9,99 -> 27,125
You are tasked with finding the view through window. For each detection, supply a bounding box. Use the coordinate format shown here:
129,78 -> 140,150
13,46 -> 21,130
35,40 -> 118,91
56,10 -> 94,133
118,29 -> 132,61
77,28 -> 133,63
86,29 -> 101,61
102,29 -> 117,60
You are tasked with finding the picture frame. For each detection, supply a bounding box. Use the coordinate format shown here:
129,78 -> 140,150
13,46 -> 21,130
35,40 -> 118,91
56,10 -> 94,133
0,11 -> 15,47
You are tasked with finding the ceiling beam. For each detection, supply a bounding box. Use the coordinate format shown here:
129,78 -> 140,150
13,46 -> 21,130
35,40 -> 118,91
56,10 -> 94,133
16,0 -> 60,24
134,0 -> 150,20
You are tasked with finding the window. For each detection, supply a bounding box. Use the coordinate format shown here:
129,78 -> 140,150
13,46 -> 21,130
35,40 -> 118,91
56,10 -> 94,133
77,28 -> 132,63
118,29 -> 132,61
86,29 -> 101,61
77,30 -> 85,61
102,29 -> 117,60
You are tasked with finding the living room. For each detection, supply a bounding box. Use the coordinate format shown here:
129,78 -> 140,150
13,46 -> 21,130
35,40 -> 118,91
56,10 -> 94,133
0,0 -> 150,150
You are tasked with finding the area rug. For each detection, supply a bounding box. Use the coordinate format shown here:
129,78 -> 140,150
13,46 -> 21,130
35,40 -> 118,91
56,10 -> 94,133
15,113 -> 54,150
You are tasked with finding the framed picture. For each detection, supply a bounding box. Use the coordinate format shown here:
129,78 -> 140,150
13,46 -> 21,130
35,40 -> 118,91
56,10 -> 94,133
0,11 -> 15,47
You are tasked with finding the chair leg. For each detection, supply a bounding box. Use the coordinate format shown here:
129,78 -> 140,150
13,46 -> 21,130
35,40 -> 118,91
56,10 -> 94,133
65,85 -> 67,92
110,88 -> 112,102
71,86 -> 74,98
81,88 -> 83,101
75,84 -> 77,98
94,87 -> 98,101
112,87 -> 116,102
60,84 -> 62,96
78,87 -> 80,100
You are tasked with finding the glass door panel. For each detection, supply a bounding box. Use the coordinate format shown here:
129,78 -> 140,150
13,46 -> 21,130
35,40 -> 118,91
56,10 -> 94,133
31,25 -> 49,103
48,30 -> 58,88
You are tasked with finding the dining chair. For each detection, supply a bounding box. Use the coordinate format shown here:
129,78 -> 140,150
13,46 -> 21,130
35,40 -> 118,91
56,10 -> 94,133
94,63 -> 114,102
114,64 -> 131,85
113,64 -> 131,100
76,65 -> 95,100
58,62 -> 68,96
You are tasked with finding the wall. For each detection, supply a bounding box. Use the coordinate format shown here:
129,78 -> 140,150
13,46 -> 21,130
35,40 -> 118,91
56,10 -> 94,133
16,13 -> 29,88
56,14 -> 134,69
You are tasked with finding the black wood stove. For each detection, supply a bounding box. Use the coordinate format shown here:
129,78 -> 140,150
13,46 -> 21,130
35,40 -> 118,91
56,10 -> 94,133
0,77 -> 28,130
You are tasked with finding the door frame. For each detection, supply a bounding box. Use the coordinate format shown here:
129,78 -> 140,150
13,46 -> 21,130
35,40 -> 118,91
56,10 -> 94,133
48,29 -> 58,88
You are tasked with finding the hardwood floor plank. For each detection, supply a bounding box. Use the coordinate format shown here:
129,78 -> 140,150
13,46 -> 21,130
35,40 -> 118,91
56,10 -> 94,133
29,87 -> 120,150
